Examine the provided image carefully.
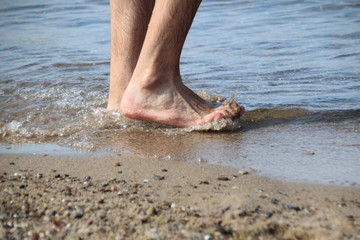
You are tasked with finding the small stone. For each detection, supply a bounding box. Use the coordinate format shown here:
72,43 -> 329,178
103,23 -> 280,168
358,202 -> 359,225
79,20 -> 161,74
19,184 -> 26,189
216,176 -> 229,181
276,191 -> 287,196
204,233 -> 213,240
143,179 -> 149,183
152,174 -> 165,180
200,181 -> 210,185
198,158 -> 208,164
53,220 -> 66,228
171,203 -> 178,209
96,210 -> 107,219
87,217 -> 94,225
0,213 -> 8,221
270,198 -> 280,204
112,162 -> 121,167
284,204 -> 301,211
73,206 -> 85,219
10,162 -> 15,165
146,207 -> 157,216
161,169 -> 168,172
30,232 -> 40,240
263,211 -> 273,219
78,227 -> 90,234
239,170 -> 249,175
54,174 -> 61,178
36,173 -> 43,179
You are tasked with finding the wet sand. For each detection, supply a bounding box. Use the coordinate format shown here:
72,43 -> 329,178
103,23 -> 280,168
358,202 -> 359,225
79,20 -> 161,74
1,152 -> 359,239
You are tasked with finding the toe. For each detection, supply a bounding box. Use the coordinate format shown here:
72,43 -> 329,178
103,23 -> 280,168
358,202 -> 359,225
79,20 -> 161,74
222,102 -> 245,119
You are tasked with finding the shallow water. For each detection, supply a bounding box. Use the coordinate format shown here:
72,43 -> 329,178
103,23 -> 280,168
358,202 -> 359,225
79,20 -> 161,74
0,0 -> 359,186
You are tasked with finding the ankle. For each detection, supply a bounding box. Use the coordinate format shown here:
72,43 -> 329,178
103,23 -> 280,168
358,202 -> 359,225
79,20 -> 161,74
132,65 -> 180,90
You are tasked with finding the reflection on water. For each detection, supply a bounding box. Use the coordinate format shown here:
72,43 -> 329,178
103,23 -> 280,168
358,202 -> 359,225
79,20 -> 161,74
0,0 -> 359,185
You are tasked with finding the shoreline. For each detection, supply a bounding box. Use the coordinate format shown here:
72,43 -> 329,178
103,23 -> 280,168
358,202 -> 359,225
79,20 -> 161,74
1,151 -> 359,239
1,142 -> 359,188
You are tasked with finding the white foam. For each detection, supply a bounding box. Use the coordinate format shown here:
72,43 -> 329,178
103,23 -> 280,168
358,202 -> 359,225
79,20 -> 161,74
185,118 -> 242,132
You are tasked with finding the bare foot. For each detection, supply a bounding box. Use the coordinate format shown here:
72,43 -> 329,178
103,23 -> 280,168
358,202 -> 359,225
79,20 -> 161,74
120,75 -> 245,127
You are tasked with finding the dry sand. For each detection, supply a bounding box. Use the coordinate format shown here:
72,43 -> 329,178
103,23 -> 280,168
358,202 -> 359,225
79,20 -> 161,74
1,152 -> 359,240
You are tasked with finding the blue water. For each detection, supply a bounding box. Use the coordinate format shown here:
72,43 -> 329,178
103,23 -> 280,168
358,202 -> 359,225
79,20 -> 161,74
0,0 -> 359,186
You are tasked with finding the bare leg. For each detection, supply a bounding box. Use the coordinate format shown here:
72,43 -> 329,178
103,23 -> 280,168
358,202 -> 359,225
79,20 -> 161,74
120,0 -> 245,127
107,0 -> 154,110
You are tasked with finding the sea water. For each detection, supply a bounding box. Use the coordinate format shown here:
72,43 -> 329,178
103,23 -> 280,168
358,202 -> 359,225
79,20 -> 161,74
0,0 -> 359,186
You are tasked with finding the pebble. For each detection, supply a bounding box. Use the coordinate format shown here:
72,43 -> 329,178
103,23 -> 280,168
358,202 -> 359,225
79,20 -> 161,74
112,162 -> 122,167
78,227 -> 90,234
0,212 -> 8,221
73,206 -> 85,219
262,211 -> 273,219
152,174 -> 165,180
204,233 -> 213,240
96,210 -> 107,219
143,179 -> 149,183
36,173 -> 43,179
200,181 -> 210,185
284,204 -> 301,211
270,198 -> 280,204
198,158 -> 208,164
146,207 -> 157,216
30,232 -> 40,240
216,176 -> 229,181
10,162 -> 15,165
238,170 -> 249,175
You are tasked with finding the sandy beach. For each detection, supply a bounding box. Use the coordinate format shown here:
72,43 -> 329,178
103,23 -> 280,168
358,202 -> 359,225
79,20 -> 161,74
1,151 -> 359,240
